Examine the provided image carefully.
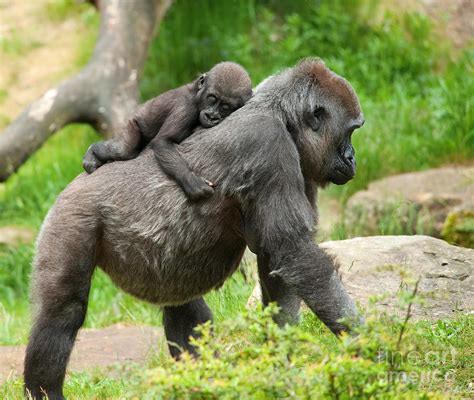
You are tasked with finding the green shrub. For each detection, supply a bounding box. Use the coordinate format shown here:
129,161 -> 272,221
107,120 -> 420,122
129,303 -> 445,399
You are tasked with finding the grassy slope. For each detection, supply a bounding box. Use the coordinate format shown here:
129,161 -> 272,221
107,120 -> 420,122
0,0 -> 473,397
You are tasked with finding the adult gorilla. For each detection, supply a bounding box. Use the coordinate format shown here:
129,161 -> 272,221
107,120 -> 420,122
24,58 -> 364,399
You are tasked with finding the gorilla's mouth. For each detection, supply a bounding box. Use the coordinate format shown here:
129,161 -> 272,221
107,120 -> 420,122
331,167 -> 355,185
199,112 -> 220,128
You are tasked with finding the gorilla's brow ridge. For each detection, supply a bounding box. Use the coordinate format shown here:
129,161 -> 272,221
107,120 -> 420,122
299,60 -> 361,118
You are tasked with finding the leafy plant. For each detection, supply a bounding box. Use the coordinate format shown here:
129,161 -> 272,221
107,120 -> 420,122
127,301 -> 446,399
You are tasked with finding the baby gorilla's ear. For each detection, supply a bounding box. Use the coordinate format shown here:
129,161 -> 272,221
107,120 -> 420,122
198,74 -> 207,90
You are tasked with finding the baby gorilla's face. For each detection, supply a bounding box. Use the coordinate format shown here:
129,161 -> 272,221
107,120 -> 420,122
196,62 -> 252,128
198,91 -> 242,128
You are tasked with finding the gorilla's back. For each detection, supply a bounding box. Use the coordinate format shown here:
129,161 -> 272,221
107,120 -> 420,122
75,148 -> 246,305
43,108 -> 285,306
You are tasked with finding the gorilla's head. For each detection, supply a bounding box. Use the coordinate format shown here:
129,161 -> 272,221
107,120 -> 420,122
255,58 -> 364,186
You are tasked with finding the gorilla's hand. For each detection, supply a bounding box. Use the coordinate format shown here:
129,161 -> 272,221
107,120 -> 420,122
182,173 -> 215,201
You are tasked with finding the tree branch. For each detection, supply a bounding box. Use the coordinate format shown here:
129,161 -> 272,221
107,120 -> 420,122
0,0 -> 172,181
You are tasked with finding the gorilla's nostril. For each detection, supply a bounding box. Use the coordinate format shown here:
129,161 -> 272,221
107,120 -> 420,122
343,147 -> 355,163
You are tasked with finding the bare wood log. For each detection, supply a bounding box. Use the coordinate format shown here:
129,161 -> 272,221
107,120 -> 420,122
0,0 -> 172,181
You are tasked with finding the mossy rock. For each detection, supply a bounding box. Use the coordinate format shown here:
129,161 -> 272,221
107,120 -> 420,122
442,210 -> 474,249
345,166 -> 474,238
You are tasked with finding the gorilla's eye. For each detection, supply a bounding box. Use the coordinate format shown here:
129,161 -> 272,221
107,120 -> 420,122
313,107 -> 325,120
307,106 -> 325,132
207,95 -> 217,105
221,103 -> 230,112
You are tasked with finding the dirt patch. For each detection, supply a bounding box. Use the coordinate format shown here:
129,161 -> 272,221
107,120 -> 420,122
0,226 -> 35,246
381,0 -> 474,47
0,1 -> 95,127
423,0 -> 474,47
0,324 -> 164,384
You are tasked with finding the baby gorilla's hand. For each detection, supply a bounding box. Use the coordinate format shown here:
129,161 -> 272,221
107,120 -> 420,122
83,144 -> 104,174
182,173 -> 215,201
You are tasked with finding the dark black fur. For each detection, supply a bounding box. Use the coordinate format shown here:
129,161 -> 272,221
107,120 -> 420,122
83,62 -> 252,200
163,298 -> 213,359
24,59 -> 364,399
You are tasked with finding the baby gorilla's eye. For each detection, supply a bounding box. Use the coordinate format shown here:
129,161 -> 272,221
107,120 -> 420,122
207,95 -> 217,105
221,103 -> 230,112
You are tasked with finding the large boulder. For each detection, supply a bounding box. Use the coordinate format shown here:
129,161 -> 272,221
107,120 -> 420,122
345,166 -> 474,247
247,236 -> 474,320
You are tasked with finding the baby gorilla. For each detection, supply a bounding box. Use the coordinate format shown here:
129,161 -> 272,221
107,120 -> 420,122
83,62 -> 252,200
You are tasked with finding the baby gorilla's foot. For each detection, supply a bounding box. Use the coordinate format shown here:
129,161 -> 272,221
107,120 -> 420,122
82,145 -> 104,174
183,174 -> 214,201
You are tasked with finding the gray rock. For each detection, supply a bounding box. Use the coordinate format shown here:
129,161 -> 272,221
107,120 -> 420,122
345,166 -> 474,243
247,236 -> 474,320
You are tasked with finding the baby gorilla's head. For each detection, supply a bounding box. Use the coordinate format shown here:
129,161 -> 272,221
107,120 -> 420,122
196,62 -> 252,128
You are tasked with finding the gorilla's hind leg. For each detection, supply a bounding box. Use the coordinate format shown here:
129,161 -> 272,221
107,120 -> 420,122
24,227 -> 96,400
163,297 -> 213,359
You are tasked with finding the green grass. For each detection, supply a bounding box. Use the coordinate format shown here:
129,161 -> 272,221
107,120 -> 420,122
0,88 -> 8,104
1,305 -> 472,398
43,0 -> 94,22
0,30 -> 42,57
0,0 -> 473,397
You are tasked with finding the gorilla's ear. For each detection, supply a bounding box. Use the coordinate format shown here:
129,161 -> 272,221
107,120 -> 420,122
198,74 -> 207,90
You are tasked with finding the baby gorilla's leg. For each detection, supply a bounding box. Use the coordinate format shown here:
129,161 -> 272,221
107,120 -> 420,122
83,142 -> 107,173
82,141 -> 114,174
82,119 -> 142,173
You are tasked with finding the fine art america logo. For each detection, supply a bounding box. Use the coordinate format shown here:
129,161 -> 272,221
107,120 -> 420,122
377,347 -> 458,386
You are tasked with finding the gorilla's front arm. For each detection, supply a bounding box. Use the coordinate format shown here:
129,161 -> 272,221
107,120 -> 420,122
240,127 -> 358,333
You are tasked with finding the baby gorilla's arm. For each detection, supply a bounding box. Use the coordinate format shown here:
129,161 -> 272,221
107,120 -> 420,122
150,103 -> 214,201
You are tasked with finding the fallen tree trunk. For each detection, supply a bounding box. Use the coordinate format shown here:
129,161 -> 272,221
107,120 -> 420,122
0,0 -> 172,181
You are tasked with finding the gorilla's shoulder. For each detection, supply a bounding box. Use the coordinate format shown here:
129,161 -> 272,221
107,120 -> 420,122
215,111 -> 300,172
220,112 -> 293,151
246,113 -> 295,153
226,111 -> 286,135
187,111 -> 294,157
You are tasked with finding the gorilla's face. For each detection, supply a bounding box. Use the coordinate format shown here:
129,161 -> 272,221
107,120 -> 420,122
315,105 -> 364,186
196,67 -> 252,129
297,70 -> 364,186
253,59 -> 364,187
